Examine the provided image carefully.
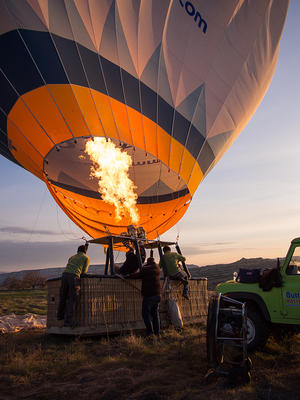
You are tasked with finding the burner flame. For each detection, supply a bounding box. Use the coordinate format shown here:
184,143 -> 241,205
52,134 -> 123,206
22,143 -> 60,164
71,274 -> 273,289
85,137 -> 139,224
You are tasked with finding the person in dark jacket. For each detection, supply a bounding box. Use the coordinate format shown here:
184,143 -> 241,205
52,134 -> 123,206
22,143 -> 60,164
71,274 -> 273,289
120,256 -> 161,336
117,248 -> 139,275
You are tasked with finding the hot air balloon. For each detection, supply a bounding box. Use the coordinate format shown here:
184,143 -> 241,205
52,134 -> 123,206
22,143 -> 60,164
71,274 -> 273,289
0,0 -> 289,240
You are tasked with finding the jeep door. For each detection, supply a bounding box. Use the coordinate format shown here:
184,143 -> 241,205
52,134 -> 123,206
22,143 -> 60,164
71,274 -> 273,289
282,245 -> 300,322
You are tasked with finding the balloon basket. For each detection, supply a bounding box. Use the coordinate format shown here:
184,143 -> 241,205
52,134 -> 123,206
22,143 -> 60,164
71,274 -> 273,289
46,276 -> 208,336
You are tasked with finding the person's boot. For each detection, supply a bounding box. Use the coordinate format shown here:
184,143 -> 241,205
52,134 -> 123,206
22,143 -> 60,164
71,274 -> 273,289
182,286 -> 190,300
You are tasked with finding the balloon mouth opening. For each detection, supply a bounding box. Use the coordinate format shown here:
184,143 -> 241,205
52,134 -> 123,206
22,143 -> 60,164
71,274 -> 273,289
43,137 -> 189,204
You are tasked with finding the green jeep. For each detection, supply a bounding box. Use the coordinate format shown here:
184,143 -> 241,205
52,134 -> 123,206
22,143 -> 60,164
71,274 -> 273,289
216,238 -> 300,351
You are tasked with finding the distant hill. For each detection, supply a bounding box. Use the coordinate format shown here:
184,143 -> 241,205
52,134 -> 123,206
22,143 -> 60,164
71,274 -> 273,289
0,257 -> 283,290
0,265 -> 105,285
189,257 -> 283,290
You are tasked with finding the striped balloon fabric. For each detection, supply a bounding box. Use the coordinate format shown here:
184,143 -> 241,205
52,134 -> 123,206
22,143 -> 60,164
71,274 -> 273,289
0,0 -> 289,239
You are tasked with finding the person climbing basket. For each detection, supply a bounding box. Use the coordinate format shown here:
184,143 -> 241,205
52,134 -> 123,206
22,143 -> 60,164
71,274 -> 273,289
161,246 -> 189,300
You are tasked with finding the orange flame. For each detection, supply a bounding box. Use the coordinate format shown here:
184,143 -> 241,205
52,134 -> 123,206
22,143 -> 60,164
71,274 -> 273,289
85,137 -> 139,224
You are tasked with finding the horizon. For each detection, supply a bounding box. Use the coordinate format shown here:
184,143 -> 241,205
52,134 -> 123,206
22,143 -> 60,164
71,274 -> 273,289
0,253 -> 283,274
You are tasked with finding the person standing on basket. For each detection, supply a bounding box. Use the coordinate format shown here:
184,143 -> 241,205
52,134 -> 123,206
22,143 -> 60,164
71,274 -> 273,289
161,246 -> 189,299
118,255 -> 161,337
57,244 -> 90,327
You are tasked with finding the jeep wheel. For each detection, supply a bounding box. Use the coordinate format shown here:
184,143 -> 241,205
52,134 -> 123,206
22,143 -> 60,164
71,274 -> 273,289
206,294 -> 222,367
246,308 -> 269,352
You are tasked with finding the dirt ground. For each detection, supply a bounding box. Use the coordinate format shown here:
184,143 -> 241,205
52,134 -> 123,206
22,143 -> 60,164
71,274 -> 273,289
0,326 -> 299,400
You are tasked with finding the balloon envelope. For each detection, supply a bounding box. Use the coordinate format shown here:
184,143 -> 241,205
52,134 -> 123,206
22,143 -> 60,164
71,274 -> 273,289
0,0 -> 289,239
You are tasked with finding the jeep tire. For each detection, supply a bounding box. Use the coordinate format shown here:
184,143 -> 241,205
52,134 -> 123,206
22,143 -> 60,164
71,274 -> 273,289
206,294 -> 222,367
246,307 -> 269,352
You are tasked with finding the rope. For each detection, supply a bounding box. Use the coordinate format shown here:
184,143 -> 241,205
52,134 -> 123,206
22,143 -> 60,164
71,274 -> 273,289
19,186 -> 47,263
115,274 -> 141,293
161,276 -> 169,296
25,187 -> 47,244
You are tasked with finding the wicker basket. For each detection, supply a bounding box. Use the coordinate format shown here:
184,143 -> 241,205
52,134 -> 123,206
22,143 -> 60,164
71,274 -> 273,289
46,276 -> 208,335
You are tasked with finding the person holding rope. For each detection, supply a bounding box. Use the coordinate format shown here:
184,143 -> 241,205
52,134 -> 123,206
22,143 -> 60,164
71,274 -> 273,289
161,245 -> 189,300
117,254 -> 161,337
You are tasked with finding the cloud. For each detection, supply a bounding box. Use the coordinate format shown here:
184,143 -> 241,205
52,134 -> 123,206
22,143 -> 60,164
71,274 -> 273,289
0,240 -> 106,272
184,247 -> 228,256
0,226 -> 57,235
213,242 -> 235,246
183,242 -> 236,256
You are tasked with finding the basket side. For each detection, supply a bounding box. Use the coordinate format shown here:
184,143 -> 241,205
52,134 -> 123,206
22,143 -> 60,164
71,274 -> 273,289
46,276 -> 208,335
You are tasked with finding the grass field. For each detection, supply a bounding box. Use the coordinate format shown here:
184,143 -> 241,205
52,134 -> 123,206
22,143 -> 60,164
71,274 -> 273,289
0,291 -> 299,400
0,327 -> 299,400
0,290 -> 47,315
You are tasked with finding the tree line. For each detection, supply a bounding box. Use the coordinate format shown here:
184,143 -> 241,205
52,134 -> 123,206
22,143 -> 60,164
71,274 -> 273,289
0,271 -> 46,290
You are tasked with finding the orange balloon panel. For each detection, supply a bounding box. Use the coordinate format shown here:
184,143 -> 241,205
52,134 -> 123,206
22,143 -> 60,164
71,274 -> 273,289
47,181 -> 191,239
5,83 -> 199,240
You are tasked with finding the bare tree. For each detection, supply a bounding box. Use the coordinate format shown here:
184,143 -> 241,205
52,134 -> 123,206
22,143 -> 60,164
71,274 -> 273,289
22,271 -> 46,289
2,275 -> 22,289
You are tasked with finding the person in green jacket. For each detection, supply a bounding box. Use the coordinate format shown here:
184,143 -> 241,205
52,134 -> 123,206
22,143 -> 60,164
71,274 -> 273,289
161,246 -> 189,299
57,244 -> 90,326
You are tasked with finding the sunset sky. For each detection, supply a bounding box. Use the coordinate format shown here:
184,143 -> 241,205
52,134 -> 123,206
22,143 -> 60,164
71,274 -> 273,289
0,1 -> 299,272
